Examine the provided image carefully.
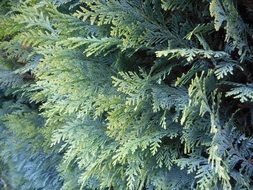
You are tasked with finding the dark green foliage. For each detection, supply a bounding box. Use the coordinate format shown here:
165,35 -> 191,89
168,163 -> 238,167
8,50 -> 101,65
0,0 -> 253,189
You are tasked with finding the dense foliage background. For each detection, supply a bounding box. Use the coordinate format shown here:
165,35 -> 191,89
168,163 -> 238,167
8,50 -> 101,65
0,0 -> 253,189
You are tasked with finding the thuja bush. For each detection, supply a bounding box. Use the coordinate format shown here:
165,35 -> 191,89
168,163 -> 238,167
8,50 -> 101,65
0,0 -> 253,189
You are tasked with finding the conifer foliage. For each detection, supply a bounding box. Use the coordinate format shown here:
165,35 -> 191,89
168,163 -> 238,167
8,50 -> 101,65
0,0 -> 253,189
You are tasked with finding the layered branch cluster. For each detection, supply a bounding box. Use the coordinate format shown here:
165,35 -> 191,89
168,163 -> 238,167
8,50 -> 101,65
0,0 -> 253,189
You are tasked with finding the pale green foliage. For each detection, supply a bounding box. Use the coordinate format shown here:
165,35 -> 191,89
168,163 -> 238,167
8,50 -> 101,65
210,0 -> 250,59
59,36 -> 122,56
226,84 -> 253,103
214,62 -> 239,80
210,0 -> 226,31
0,0 -> 253,189
156,48 -> 229,62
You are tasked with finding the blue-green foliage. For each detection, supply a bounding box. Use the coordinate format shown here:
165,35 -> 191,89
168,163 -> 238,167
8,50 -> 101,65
0,100 -> 62,190
0,0 -> 253,189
